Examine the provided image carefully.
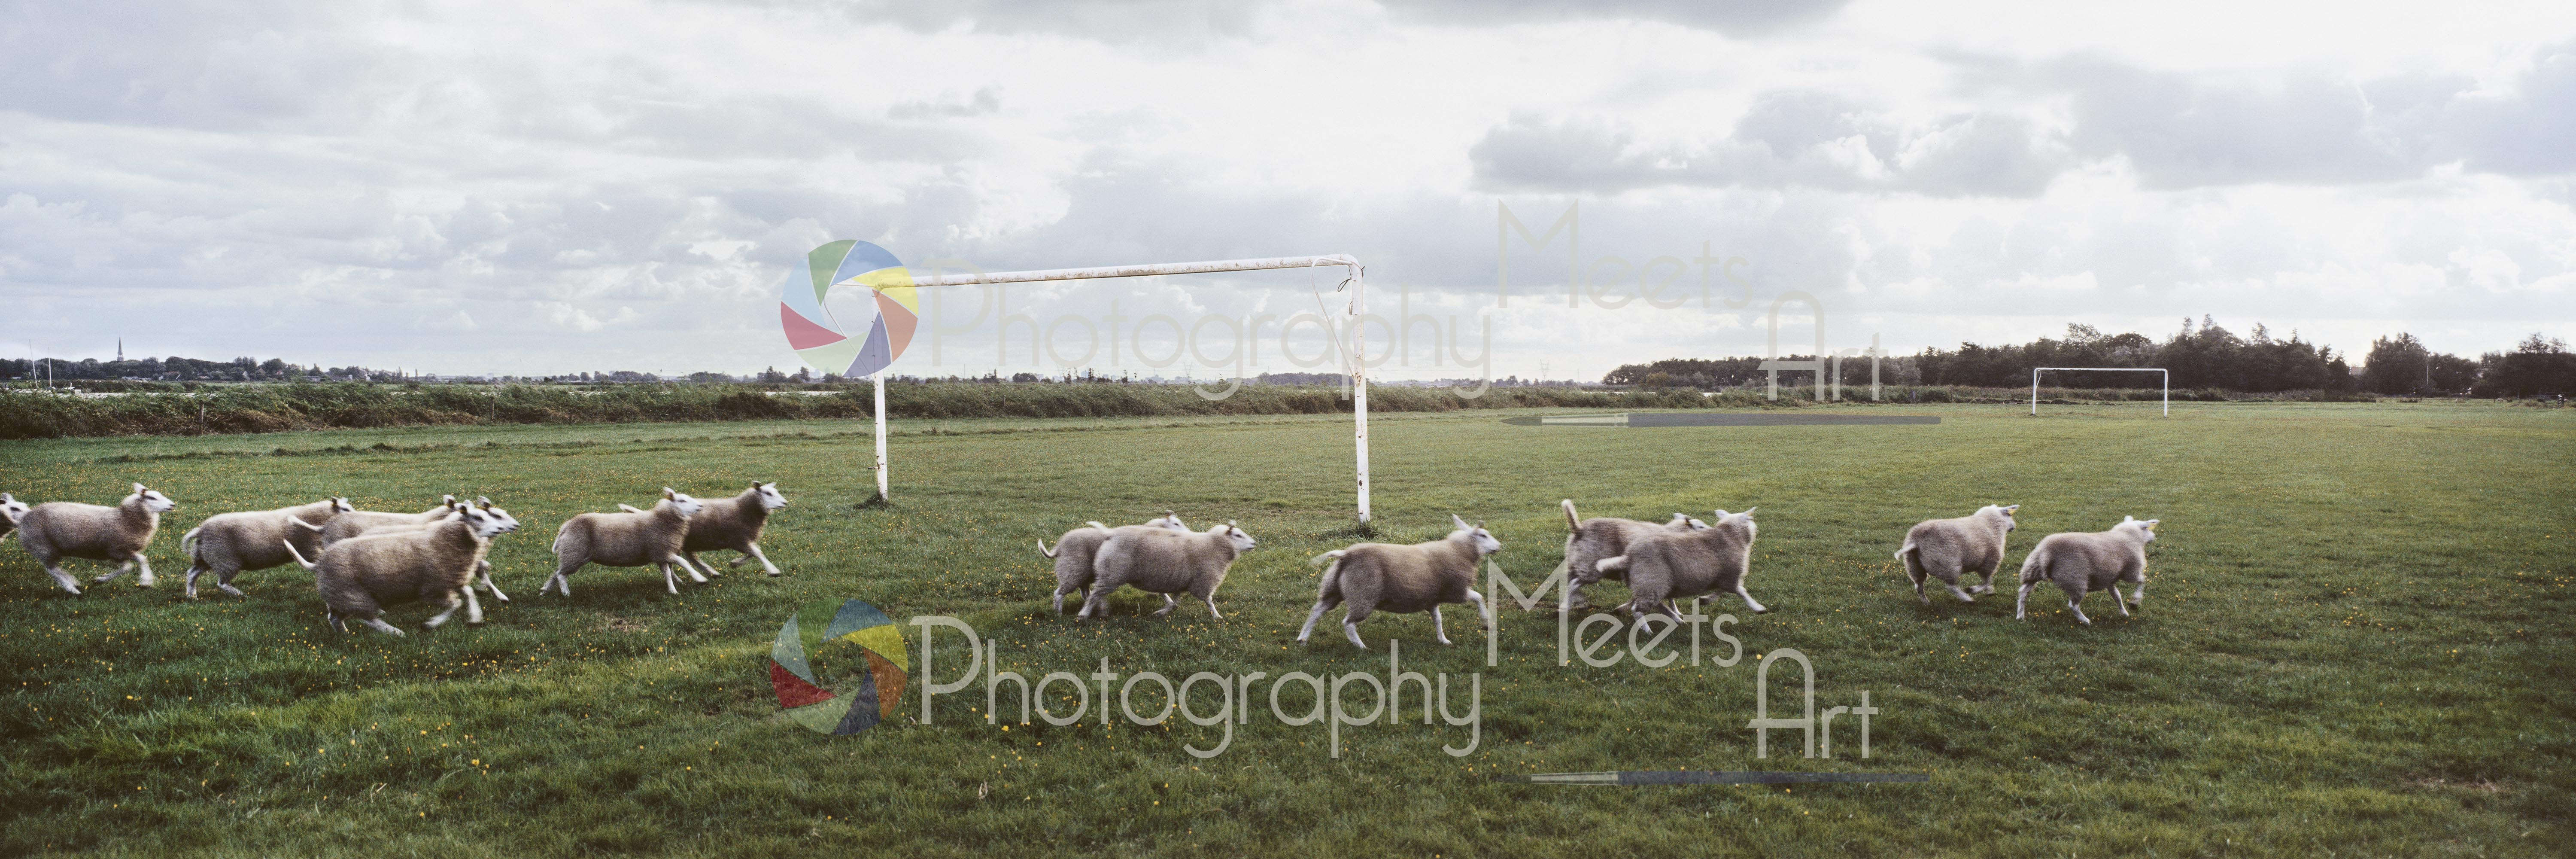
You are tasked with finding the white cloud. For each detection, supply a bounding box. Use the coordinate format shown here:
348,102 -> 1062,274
0,0 -> 2570,377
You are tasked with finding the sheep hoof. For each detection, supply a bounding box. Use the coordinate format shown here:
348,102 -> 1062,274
218,585 -> 245,597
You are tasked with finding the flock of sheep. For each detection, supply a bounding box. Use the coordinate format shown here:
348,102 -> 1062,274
0,483 -> 789,635
0,483 -> 2158,641
1039,498 -> 2161,650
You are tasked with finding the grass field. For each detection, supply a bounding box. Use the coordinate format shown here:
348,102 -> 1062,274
2,401 -> 2571,856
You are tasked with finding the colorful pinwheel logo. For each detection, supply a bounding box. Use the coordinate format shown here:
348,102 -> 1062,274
779,240 -> 920,378
770,600 -> 909,736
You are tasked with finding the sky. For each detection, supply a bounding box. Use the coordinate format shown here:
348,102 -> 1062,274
3,0 -> 2573,382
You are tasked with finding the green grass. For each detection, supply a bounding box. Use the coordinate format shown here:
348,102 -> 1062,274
1,401 -> 2570,856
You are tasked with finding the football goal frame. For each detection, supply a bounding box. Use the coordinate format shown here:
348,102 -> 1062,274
2030,367 -> 2169,417
905,255 -> 1382,521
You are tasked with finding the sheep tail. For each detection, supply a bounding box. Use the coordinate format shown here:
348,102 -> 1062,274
282,539 -> 318,572
1561,499 -> 1581,533
283,515 -> 325,533
1597,554 -> 1630,573
181,526 -> 201,556
1085,521 -> 1111,534
1307,549 -> 1346,567
1894,542 -> 1916,562
551,519 -> 574,555
1037,539 -> 1059,559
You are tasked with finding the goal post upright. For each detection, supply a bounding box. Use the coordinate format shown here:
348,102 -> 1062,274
2030,367 -> 2169,417
906,254 -> 1376,522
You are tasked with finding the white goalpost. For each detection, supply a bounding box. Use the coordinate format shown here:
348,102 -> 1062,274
2030,367 -> 2169,417
905,255 -> 1380,522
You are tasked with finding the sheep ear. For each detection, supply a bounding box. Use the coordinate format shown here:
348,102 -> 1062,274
1740,507 -> 1756,518
2002,505 -> 2019,514
2144,519 -> 2159,530
1712,509 -> 1730,518
663,487 -> 677,499
1451,514 -> 1470,530
133,482 -> 147,493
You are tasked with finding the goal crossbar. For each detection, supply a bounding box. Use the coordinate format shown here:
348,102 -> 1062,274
905,255 -> 1379,521
2030,367 -> 2169,417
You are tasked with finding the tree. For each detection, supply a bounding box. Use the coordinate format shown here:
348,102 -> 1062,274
2361,333 -> 2430,394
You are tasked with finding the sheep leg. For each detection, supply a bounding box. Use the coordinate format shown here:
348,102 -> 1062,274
358,616 -> 406,636
1296,602 -> 1331,643
2065,590 -> 2093,625
92,561 -> 132,584
1972,566 -> 1998,595
1201,592 -> 1224,620
325,610 -> 347,634
134,554 -> 154,587
675,555 -> 708,584
1467,588 -> 1494,631
742,543 -> 782,577
424,592 -> 462,628
660,563 -> 681,594
463,587 -> 484,625
2110,585 -> 2131,618
43,564 -> 83,595
684,552 -> 721,578
1342,616 -> 1368,650
1947,583 -> 1976,603
478,560 -> 508,602
2128,580 -> 2147,607
1151,593 -> 1178,617
183,564 -> 206,600
1734,585 -> 1768,614
1907,566 -> 1929,604
2015,581 -> 2037,620
1431,607 -> 1453,646
215,564 -> 247,598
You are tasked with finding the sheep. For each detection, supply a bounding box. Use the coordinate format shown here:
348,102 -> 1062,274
1296,515 -> 1501,650
1,493 -> 30,543
178,497 -> 356,599
618,481 -> 791,580
1077,521 -> 1256,620
331,497 -> 514,602
15,484 -> 179,594
1894,504 -> 2020,604
1596,508 -> 1764,618
318,496 -> 461,548
1039,511 -> 1188,614
547,488 -> 706,597
2015,516 -> 2160,625
1560,499 -> 1710,610
283,503 -> 522,635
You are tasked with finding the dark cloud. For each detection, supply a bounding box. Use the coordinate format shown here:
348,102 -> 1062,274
1983,42 -> 2576,188
1381,0 -> 1850,37
1467,97 -> 2071,197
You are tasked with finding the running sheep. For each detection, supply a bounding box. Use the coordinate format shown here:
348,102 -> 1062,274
325,497 -> 514,603
1077,521 -> 1255,620
620,481 -> 791,580
284,503 -> 522,635
0,493 -> 28,543
1596,508 -> 1765,618
14,484 -> 179,594
179,496 -> 356,599
1040,511 -> 1188,614
547,488 -> 705,597
319,496 -> 461,547
1297,515 -> 1501,649
1894,504 -> 2019,605
2016,516 -> 2160,625
1560,499 -> 1708,610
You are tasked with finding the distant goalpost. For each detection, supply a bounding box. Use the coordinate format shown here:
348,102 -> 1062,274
2030,367 -> 2169,417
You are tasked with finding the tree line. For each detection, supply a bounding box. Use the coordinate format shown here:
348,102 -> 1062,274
1605,318 -> 2575,397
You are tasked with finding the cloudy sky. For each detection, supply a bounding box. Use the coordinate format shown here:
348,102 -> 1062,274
4,0 -> 2573,381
